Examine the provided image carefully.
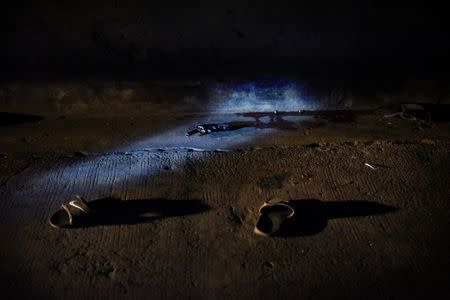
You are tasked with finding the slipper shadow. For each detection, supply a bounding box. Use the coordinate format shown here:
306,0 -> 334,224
277,199 -> 398,237
73,197 -> 210,228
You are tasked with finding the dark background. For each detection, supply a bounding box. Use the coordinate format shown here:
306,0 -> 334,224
2,1 -> 449,78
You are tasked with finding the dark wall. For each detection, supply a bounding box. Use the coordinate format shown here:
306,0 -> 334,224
3,1 -> 449,76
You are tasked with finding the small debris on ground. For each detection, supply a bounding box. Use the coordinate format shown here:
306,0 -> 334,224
364,163 -> 377,170
364,162 -> 391,170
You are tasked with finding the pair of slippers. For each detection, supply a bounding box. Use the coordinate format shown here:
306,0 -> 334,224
49,196 -> 295,237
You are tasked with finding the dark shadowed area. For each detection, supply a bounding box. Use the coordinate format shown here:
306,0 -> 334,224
277,199 -> 398,237
2,1 -> 450,77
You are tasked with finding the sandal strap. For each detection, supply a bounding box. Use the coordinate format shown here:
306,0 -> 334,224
265,198 -> 290,205
61,204 -> 73,225
68,195 -> 91,213
260,199 -> 295,219
60,196 -> 91,226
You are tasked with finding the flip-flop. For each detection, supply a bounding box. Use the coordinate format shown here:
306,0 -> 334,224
49,195 -> 92,228
254,199 -> 295,237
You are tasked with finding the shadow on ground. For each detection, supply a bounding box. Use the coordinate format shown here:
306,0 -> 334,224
69,197 -> 210,228
277,199 -> 398,237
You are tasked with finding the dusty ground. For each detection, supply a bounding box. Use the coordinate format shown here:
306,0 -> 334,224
0,112 -> 449,299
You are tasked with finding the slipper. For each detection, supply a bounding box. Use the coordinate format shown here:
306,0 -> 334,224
49,195 -> 92,228
254,199 -> 295,237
